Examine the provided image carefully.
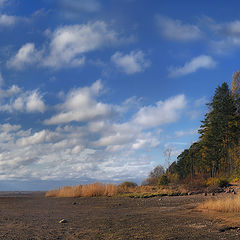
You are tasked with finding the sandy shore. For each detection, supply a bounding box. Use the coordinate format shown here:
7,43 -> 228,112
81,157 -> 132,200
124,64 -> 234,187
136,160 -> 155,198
0,192 -> 239,239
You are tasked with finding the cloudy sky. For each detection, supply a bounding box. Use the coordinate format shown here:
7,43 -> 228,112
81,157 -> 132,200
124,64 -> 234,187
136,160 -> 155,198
0,0 -> 239,190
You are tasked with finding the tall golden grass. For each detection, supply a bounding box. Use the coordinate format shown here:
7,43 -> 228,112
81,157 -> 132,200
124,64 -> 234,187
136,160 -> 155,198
45,183 -> 119,198
199,195 -> 240,213
45,182 -> 184,198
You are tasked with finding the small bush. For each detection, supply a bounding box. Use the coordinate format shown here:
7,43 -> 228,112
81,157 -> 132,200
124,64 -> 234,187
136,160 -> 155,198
182,176 -> 206,191
218,178 -> 229,188
206,177 -> 229,188
141,177 -> 158,186
119,181 -> 137,189
158,174 -> 169,186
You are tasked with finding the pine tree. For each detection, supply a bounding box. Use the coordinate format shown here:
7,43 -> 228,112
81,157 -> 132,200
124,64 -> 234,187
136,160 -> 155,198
199,82 -> 237,177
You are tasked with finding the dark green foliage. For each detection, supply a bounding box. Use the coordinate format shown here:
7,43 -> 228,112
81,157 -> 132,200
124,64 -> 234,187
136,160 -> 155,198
165,80 -> 240,184
167,161 -> 177,174
119,181 -> 137,188
176,149 -> 190,179
199,83 -> 237,177
218,178 -> 229,188
158,174 -> 169,186
145,76 -> 240,187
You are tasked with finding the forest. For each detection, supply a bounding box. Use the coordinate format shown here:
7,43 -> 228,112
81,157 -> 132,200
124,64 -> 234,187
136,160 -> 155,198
145,71 -> 240,186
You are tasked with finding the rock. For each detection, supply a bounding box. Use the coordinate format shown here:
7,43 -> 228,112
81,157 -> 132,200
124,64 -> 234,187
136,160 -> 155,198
225,188 -> 231,193
211,192 -> 215,196
59,219 -> 68,223
72,202 -> 77,205
216,188 -> 224,193
203,192 -> 207,196
227,188 -> 232,193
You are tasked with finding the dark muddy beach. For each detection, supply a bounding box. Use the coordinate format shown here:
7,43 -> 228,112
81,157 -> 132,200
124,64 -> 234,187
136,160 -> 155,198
0,192 -> 239,240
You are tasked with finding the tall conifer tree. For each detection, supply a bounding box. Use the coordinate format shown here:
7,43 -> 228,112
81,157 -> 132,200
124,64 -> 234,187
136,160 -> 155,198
199,83 -> 236,177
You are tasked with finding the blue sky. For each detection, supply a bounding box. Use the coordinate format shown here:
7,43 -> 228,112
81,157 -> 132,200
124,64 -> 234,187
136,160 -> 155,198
0,0 -> 240,190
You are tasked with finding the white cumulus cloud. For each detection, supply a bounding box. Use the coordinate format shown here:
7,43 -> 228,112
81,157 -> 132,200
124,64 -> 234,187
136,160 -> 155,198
44,80 -> 112,125
133,94 -> 186,128
0,87 -> 46,113
7,43 -> 42,70
8,21 -> 131,70
202,17 -> 240,54
111,50 -> 150,74
44,21 -> 126,69
25,90 -> 46,113
155,15 -> 202,42
0,14 -> 16,26
169,55 -> 216,77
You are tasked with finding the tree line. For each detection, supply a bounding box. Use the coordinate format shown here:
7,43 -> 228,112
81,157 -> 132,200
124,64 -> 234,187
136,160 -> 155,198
145,71 -> 240,185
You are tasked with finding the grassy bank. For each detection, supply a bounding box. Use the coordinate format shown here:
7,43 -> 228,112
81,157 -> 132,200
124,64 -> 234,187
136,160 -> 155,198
45,182 -> 187,198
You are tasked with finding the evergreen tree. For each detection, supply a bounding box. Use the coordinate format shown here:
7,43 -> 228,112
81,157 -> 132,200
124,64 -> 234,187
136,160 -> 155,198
199,82 -> 237,177
165,75 -> 240,183
176,149 -> 190,179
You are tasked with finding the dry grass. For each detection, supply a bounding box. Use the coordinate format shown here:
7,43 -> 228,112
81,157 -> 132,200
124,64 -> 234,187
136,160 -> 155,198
45,183 -> 119,198
199,195 -> 240,213
45,182 -> 186,198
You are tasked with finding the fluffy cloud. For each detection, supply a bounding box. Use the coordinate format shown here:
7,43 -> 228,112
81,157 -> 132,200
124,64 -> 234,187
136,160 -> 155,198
111,50 -> 150,74
169,55 -> 216,77
200,17 -> 240,54
92,122 -> 140,148
0,14 -> 16,26
25,91 -> 46,113
0,85 -> 21,98
92,95 -> 186,151
16,130 -> 60,147
44,21 -> 124,68
0,123 -> 153,183
8,21 -> 131,70
155,15 -> 202,42
7,43 -> 42,70
0,86 -> 46,113
44,80 -> 112,124
222,20 -> 240,36
0,0 -> 22,27
133,94 -> 186,128
0,80 -> 189,184
204,17 -> 240,38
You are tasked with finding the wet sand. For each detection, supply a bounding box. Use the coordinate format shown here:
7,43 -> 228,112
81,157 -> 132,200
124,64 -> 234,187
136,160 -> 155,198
0,192 -> 239,239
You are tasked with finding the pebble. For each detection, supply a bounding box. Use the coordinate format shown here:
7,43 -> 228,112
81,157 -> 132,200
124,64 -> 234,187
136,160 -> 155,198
59,219 -> 68,223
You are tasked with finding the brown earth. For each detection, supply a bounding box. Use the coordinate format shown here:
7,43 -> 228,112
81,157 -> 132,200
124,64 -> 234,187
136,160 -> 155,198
0,192 -> 239,239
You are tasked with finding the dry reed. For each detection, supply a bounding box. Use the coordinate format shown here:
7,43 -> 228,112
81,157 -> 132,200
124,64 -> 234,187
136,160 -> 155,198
45,182 -> 182,198
199,195 -> 240,213
45,183 -> 119,198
